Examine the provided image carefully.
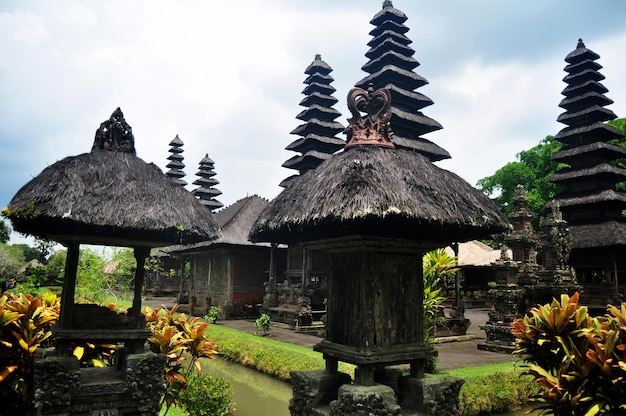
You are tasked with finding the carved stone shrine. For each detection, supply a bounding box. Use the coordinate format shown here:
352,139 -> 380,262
479,185 -> 579,353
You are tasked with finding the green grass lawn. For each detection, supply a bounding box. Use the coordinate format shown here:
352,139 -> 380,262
206,324 -> 538,415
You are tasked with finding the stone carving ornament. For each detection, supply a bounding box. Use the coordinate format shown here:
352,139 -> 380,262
345,84 -> 394,149
125,353 -> 167,415
34,354 -> 81,411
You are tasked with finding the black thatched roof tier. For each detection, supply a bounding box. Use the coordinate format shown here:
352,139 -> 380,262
250,146 -> 509,244
550,163 -> 626,184
166,135 -> 187,187
295,105 -> 342,122
281,55 -> 345,186
548,39 -> 626,241
552,189 -> 626,210
552,142 -> 626,165
192,153 -> 223,211
557,104 -> 617,127
354,1 -> 449,162
559,91 -> 613,111
285,134 -> 346,154
569,221 -> 626,248
562,79 -> 607,97
554,122 -> 623,145
6,150 -> 220,247
281,150 -> 334,173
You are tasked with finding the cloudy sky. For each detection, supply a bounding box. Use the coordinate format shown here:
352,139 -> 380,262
2,0 -> 626,244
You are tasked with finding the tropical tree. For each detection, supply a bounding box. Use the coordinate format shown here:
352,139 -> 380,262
0,220 -> 10,244
9,244 -> 39,264
33,237 -> 55,264
46,250 -> 67,282
75,247 -> 107,303
0,245 -> 22,282
512,292 -> 626,415
477,118 -> 626,222
422,248 -> 458,373
477,135 -> 565,221
106,248 -> 136,294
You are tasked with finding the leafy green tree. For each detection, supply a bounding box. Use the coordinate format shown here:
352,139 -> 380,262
26,266 -> 48,286
108,248 -> 136,293
34,237 -> 55,264
0,220 -> 10,244
422,248 -> 457,373
76,247 -> 107,303
607,118 -> 626,191
478,118 -> 626,222
10,244 -> 40,264
46,250 -> 67,282
477,135 -> 565,221
608,118 -> 626,135
0,244 -> 22,282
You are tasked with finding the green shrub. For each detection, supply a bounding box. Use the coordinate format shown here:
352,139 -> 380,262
144,305 -> 219,411
423,248 -> 456,373
0,292 -> 59,414
180,371 -> 234,416
0,294 -> 227,416
254,313 -> 273,336
205,306 -> 222,324
26,266 -> 48,287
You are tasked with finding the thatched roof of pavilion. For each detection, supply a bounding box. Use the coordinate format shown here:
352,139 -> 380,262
444,240 -> 507,267
171,195 -> 273,254
5,150 -> 220,247
250,146 -> 509,244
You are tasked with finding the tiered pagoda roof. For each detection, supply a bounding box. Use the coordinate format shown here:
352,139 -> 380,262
354,0 -> 449,161
549,39 -> 626,248
280,54 -> 345,187
192,153 -> 223,211
165,135 -> 187,187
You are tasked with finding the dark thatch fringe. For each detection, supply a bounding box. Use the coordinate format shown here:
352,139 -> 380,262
570,221 -> 626,248
250,146 -> 509,244
6,151 -> 220,247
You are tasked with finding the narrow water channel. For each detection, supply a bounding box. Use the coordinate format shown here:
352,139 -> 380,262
201,357 -> 533,416
201,357 -> 291,416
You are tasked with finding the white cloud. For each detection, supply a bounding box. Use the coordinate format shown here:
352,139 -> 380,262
2,1 -> 626,246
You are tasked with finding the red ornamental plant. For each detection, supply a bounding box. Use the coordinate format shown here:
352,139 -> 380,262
0,293 -> 59,410
143,304 -> 218,411
511,292 -> 626,415
0,294 -> 220,415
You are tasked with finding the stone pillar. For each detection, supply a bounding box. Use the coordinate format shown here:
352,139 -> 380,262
291,237 -> 464,416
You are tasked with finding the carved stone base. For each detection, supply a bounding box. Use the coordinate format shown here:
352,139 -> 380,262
478,323 -> 517,353
399,374 -> 464,416
330,384 -> 400,416
289,370 -> 352,416
437,317 -> 471,337
34,348 -> 166,416
289,370 -> 464,416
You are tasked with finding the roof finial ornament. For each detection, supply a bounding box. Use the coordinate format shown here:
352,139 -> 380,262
382,0 -> 393,8
315,53 -> 322,60
344,83 -> 395,149
577,38 -> 585,49
91,107 -> 136,154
